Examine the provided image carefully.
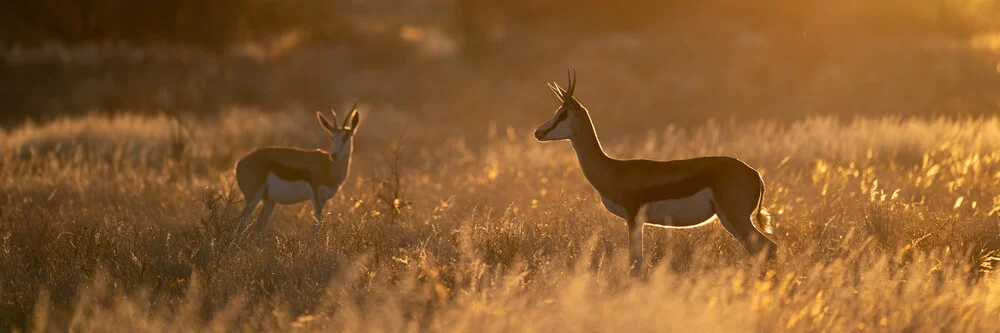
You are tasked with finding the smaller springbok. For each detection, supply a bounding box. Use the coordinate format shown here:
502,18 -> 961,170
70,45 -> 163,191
233,102 -> 361,235
534,69 -> 777,275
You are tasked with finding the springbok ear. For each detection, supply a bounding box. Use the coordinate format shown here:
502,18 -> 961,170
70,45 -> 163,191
343,100 -> 360,131
317,112 -> 335,133
346,109 -> 360,133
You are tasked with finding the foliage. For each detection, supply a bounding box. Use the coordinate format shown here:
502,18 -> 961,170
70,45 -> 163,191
0,0 -> 343,47
3,0 -> 996,47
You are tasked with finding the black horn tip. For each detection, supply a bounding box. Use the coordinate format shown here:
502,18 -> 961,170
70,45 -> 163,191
566,67 -> 577,95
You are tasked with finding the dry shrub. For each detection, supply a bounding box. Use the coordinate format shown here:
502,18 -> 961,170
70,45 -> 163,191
3,112 -> 1000,331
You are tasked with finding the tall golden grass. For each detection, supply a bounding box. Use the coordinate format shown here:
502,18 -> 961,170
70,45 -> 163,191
2,111 -> 1000,332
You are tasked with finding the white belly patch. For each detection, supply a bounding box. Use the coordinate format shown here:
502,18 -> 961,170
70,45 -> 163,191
264,173 -> 337,205
601,188 -> 718,228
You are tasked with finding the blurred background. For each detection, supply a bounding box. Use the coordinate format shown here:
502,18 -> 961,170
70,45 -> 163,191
2,0 -> 1000,135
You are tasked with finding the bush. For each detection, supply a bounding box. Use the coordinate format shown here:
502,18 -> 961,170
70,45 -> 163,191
0,0 -> 343,48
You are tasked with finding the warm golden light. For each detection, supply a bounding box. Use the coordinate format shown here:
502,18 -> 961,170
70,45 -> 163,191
3,0 -> 1000,331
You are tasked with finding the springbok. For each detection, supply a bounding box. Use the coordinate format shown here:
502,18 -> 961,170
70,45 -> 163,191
233,102 -> 361,235
534,69 -> 776,275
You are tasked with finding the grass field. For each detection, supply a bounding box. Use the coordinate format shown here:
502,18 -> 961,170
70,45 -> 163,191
3,110 -> 1000,332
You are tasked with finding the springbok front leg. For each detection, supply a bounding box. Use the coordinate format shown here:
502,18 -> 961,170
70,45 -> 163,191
626,209 -> 644,276
311,189 -> 324,232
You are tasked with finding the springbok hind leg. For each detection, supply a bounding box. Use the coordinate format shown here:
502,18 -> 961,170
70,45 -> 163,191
714,200 -> 777,261
235,188 -> 265,236
254,200 -> 277,233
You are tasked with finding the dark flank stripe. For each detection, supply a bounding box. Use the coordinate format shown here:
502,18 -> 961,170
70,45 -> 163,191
630,169 -> 714,206
263,158 -> 325,206
266,160 -> 317,184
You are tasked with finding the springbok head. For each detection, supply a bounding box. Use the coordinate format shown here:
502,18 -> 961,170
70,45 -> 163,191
534,68 -> 587,142
316,101 -> 361,161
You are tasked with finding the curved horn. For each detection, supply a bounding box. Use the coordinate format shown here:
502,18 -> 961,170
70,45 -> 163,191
329,105 -> 338,123
548,82 -> 565,102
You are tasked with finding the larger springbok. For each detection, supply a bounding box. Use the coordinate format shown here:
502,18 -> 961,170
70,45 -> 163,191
233,102 -> 361,235
534,69 -> 777,274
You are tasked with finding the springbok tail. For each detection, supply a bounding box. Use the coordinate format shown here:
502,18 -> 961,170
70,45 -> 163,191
757,207 -> 773,234
756,178 -> 773,234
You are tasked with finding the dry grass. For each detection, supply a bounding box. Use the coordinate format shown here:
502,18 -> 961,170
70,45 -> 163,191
2,111 -> 1000,332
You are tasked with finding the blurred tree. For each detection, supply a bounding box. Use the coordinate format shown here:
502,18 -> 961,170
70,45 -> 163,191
0,0 -> 996,52
0,0 -> 344,48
